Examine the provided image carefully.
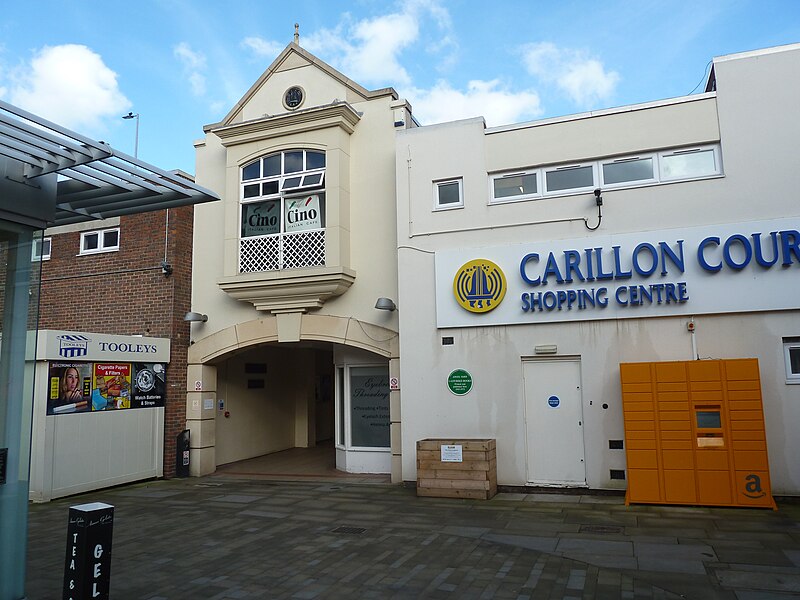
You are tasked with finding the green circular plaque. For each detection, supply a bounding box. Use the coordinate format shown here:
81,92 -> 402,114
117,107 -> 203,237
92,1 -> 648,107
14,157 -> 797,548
447,369 -> 473,396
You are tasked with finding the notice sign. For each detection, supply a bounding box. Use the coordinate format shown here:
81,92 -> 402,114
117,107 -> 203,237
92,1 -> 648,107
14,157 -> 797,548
441,444 -> 463,462
447,369 -> 473,396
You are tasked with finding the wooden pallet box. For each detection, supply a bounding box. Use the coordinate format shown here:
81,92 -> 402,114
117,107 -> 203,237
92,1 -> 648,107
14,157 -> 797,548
416,439 -> 497,500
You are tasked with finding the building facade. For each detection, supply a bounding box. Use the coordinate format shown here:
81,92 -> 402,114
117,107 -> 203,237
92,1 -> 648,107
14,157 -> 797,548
188,44 -> 410,479
187,41 -> 800,497
395,44 -> 800,495
36,206 -> 194,480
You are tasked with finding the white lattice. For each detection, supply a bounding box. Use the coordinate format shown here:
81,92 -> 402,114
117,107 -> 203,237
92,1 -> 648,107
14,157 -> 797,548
240,235 -> 279,273
239,230 -> 325,273
282,230 -> 325,269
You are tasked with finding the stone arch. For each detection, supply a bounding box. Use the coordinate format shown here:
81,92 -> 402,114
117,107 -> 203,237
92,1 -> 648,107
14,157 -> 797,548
185,313 -> 400,480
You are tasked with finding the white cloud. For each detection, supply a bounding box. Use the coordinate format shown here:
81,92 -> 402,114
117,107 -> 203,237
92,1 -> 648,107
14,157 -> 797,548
174,42 -> 207,97
240,37 -> 285,59
521,42 -> 619,108
174,42 -> 206,70
5,44 -> 130,133
305,12 -> 418,86
404,79 -> 542,127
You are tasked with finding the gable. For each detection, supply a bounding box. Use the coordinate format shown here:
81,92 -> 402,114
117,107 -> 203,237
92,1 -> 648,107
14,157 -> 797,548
216,43 -> 396,128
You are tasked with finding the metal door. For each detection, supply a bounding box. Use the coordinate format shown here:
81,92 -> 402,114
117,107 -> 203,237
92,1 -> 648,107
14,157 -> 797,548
523,359 -> 586,485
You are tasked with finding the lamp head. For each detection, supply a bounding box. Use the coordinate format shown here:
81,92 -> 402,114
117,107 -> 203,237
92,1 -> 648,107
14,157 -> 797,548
374,297 -> 397,311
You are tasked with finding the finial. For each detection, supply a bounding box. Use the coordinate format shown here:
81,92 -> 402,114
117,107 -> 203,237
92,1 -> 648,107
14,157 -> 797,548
294,23 -> 300,45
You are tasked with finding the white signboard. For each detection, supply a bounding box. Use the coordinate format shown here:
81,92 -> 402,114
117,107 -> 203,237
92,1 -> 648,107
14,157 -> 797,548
441,444 -> 463,463
37,330 -> 170,362
435,217 -> 800,327
284,195 -> 322,232
203,398 -> 214,410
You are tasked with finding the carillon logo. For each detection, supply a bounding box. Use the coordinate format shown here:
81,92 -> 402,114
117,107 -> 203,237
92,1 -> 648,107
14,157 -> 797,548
453,259 -> 506,313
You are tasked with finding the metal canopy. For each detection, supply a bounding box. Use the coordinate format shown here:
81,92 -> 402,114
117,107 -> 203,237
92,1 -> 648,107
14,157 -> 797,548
0,99 -> 218,226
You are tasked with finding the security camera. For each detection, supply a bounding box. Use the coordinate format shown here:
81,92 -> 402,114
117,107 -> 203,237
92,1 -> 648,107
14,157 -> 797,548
593,188 -> 603,206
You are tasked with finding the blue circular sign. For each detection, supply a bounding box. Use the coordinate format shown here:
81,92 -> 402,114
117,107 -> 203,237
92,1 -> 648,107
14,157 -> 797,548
547,395 -> 560,408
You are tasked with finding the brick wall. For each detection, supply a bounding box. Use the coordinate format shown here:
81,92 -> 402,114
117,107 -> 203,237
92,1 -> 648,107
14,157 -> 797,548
39,205 -> 194,478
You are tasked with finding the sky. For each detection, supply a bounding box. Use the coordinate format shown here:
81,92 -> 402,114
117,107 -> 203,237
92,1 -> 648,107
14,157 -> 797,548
1,1 -> 798,174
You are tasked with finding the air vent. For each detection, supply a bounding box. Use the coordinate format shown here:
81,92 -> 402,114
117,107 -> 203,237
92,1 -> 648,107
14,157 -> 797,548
609,440 -> 624,450
579,525 -> 623,534
610,469 -> 626,480
442,337 -> 454,346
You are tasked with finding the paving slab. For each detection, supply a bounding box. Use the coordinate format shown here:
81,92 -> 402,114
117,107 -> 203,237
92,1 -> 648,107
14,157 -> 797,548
24,477 -> 800,599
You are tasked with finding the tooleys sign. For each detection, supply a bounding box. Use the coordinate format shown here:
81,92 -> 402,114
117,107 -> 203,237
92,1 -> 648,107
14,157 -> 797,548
435,218 -> 800,327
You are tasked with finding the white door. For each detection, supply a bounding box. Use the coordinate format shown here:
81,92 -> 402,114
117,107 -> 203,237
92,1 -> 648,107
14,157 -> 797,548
523,359 -> 586,486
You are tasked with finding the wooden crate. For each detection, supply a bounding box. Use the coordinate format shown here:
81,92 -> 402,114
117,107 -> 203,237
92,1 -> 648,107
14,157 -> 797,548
416,439 -> 497,499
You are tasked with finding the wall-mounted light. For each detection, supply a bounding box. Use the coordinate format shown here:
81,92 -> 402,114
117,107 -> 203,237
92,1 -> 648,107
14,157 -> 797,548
184,311 -> 208,323
584,188 -> 603,231
375,297 -> 397,311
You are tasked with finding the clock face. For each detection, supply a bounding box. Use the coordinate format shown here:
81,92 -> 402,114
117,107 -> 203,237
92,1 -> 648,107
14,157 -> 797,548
285,86 -> 304,108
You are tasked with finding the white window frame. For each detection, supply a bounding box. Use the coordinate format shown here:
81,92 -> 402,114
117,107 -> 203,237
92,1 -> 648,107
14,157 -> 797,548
32,237 -> 51,261
489,170 -> 540,204
487,144 -> 723,206
433,178 -> 464,211
599,154 -> 658,188
658,145 -> 721,182
543,163 -> 597,195
783,337 -> 800,384
79,228 -> 119,255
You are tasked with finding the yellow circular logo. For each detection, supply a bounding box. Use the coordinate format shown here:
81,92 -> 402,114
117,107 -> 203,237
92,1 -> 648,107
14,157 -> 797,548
453,259 -> 506,313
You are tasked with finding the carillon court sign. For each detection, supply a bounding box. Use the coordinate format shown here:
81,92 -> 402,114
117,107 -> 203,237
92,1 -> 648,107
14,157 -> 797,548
436,218 -> 800,327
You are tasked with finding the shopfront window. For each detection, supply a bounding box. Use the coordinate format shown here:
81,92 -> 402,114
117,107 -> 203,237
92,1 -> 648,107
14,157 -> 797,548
335,364 -> 390,450
239,150 -> 326,273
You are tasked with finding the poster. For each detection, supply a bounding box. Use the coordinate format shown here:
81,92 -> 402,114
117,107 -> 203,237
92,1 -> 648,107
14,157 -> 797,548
284,195 -> 322,232
91,363 -> 132,410
48,363 -> 92,414
132,363 -> 166,408
47,361 -> 167,415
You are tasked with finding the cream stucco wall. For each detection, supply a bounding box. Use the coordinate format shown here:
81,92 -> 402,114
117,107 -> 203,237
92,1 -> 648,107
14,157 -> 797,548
189,45 -> 401,476
395,44 -> 800,493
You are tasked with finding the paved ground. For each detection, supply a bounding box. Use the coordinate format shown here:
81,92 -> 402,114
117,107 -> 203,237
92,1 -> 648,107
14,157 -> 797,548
26,476 -> 800,599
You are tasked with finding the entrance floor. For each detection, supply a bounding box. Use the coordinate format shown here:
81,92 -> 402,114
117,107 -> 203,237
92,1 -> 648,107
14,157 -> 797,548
26,477 -> 800,598
215,441 -> 390,484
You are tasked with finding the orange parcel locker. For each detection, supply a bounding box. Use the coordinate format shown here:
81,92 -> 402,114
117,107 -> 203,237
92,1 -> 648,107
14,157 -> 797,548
621,359 -> 775,509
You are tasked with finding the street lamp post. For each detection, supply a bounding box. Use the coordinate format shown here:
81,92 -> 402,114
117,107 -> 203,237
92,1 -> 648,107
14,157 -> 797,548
122,111 -> 139,158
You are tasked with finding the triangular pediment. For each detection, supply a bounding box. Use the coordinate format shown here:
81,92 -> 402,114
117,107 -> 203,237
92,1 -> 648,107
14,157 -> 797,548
208,43 -> 397,131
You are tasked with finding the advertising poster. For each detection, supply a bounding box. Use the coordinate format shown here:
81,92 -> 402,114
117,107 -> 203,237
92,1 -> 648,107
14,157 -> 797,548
91,363 -> 132,411
47,362 -> 167,414
48,363 -> 92,415
131,363 -> 167,408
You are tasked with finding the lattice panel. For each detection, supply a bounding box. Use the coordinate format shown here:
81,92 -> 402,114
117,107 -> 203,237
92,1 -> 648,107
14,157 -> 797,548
239,231 -> 325,273
240,235 -> 280,273
281,230 -> 325,269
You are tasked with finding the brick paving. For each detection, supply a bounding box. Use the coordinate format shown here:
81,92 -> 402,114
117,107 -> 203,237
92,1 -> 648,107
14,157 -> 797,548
25,477 -> 800,599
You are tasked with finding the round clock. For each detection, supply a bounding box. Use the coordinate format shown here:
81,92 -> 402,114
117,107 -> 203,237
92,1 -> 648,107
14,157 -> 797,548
284,86 -> 304,109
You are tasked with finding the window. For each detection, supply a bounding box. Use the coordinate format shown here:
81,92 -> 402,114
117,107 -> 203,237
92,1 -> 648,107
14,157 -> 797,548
335,364 -> 390,449
434,178 -> 463,210
601,156 -> 656,186
491,171 -> 539,203
489,144 -> 723,205
79,228 -> 119,255
239,149 -> 326,273
659,146 -> 719,180
544,164 -> 596,193
32,237 -> 51,261
784,337 -> 800,383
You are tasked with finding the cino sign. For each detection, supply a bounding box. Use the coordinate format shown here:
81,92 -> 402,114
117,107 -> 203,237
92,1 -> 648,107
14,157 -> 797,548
434,218 -> 800,328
